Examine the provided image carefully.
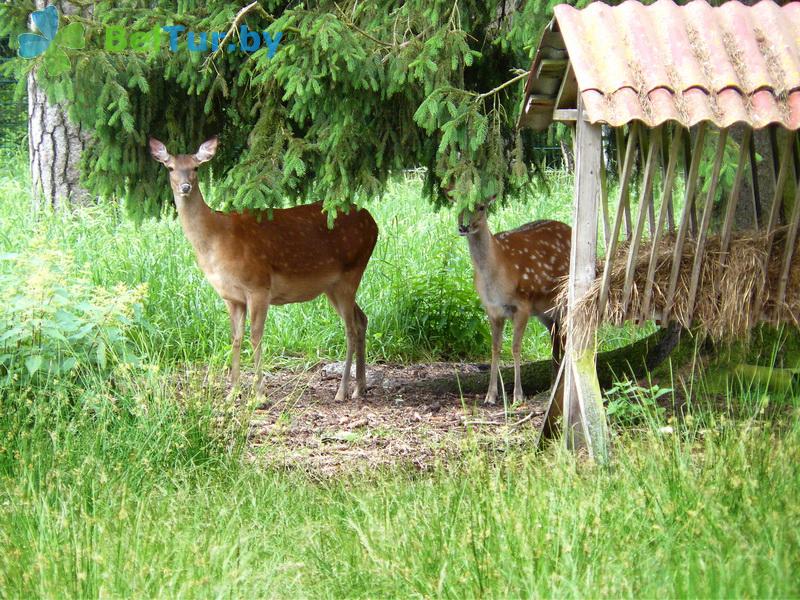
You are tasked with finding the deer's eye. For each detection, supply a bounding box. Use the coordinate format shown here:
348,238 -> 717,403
193,167 -> 198,172
167,167 -> 174,172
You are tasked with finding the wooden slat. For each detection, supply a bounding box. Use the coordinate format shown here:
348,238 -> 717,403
640,127 -> 683,321
720,129 -> 752,258
598,125 -> 638,316
769,125 -> 786,225
638,126 -> 657,236
686,128 -> 729,319
554,62 -> 577,111
776,181 -> 800,314
615,126 -> 633,238
663,127 -> 676,233
553,109 -> 577,121
536,58 -> 568,78
599,137 -> 610,250
663,123 -> 707,323
753,133 -> 794,320
749,131 -> 762,229
620,127 -> 661,317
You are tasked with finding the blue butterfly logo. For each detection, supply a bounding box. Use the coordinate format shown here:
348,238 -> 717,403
18,5 -> 59,59
17,5 -> 85,77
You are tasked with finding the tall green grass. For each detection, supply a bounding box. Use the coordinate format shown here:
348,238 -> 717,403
1,150 -> 799,598
0,152 -> 583,369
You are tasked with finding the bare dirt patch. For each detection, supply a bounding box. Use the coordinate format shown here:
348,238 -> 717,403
246,362 -> 551,475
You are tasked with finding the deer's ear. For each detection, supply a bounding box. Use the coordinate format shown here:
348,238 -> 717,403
194,136 -> 219,164
148,137 -> 171,164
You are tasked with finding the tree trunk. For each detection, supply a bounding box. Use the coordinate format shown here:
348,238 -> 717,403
27,0 -> 91,209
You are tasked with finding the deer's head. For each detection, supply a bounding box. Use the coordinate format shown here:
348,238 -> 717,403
149,136 -> 218,198
442,181 -> 496,236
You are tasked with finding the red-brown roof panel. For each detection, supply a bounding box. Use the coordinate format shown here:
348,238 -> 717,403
520,0 -> 800,131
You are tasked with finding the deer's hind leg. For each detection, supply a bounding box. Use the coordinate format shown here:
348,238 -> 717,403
352,303 -> 368,398
247,293 -> 270,394
326,284 -> 360,402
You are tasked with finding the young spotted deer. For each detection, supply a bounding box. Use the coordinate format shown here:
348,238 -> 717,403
149,137 -> 378,400
457,201 -> 570,406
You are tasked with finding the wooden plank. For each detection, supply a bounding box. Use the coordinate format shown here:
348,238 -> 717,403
686,128 -> 729,319
615,126 -> 633,238
620,127 -> 661,317
553,109 -> 577,121
753,133 -> 794,321
640,127 -> 683,320
720,129 -> 752,258
536,58 -> 568,78
598,125 -> 638,316
562,98 -> 607,461
663,123 -> 707,323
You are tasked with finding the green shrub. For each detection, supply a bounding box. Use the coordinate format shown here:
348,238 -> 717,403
395,235 -> 489,359
605,379 -> 671,428
0,238 -> 146,389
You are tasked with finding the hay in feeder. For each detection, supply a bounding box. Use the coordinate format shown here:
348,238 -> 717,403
557,227 -> 800,343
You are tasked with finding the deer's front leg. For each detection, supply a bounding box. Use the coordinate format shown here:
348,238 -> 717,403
511,310 -> 530,404
485,316 -> 504,405
225,300 -> 247,389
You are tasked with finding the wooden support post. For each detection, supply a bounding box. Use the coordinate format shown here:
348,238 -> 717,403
561,100 -> 609,462
641,127 -> 683,320
663,123 -> 707,323
686,128 -> 729,319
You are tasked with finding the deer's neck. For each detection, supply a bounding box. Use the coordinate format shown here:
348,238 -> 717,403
174,189 -> 218,253
466,221 -> 499,279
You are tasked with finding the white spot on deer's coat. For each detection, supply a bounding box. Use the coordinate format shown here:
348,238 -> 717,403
523,274 -> 529,280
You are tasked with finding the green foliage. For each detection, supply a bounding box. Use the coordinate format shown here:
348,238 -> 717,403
0,239 -> 146,390
395,233 -> 489,359
605,379 -> 671,427
0,0 -> 570,219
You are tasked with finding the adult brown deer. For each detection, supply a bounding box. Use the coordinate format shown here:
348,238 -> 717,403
457,200 -> 570,408
149,136 -> 378,400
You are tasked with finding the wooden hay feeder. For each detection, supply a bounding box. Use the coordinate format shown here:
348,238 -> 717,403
519,0 -> 800,461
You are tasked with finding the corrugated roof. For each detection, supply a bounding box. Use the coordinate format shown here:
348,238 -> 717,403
519,0 -> 800,131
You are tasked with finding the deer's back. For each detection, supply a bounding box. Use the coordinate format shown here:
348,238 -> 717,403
493,220 -> 571,311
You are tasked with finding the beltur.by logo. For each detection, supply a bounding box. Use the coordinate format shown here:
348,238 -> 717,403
18,5 -> 284,65
105,25 -> 283,57
17,5 -> 85,76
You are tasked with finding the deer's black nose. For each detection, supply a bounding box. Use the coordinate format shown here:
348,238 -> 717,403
180,183 -> 192,194
458,224 -> 469,236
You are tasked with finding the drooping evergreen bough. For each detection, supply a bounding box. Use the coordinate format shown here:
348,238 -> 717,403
1,0 -> 576,221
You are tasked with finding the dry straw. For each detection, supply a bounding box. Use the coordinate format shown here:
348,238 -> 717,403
557,228 -> 800,344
